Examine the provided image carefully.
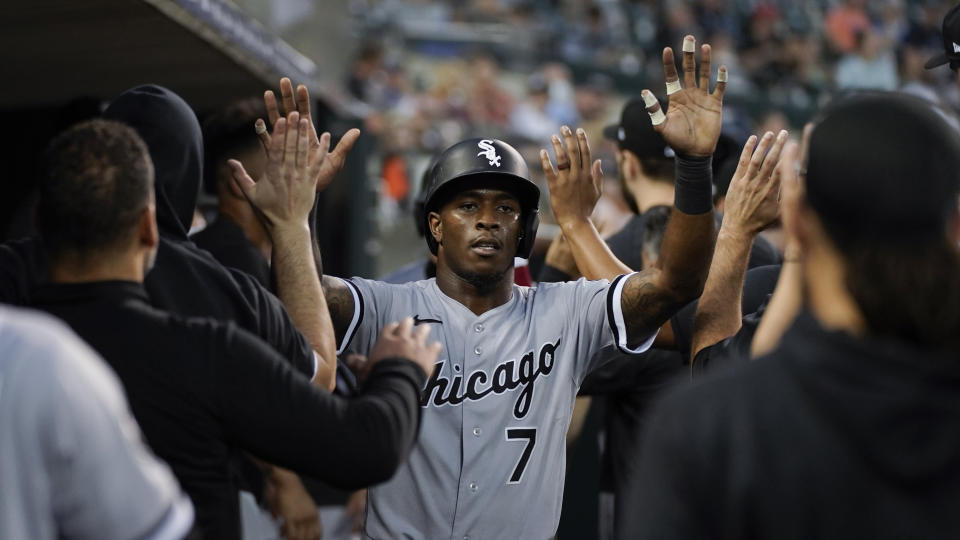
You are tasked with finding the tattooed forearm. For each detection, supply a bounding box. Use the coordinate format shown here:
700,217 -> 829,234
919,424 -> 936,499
621,270 -> 689,346
322,276 -> 355,343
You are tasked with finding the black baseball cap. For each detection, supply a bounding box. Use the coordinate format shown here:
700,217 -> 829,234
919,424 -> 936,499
925,3 -> 960,69
603,98 -> 674,159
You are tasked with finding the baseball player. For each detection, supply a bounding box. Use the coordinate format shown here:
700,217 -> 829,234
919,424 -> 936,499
235,34 -> 724,539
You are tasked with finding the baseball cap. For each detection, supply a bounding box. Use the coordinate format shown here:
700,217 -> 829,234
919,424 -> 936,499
603,98 -> 675,159
925,3 -> 960,69
805,92 -> 960,242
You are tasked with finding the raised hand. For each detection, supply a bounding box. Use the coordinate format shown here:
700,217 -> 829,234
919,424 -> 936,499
779,123 -> 812,244
539,125 -> 604,228
229,112 -> 319,231
259,77 -> 320,156
721,130 -> 788,238
257,77 -> 361,193
643,35 -> 726,157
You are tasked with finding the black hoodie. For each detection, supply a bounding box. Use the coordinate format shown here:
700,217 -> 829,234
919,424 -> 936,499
0,85 -> 314,377
102,85 -> 314,376
627,311 -> 960,539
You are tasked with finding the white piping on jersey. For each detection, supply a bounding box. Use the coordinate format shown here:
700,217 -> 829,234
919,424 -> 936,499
337,279 -> 363,355
610,272 -> 660,354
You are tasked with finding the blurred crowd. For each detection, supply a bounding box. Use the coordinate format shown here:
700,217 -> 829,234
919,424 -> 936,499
344,0 -> 960,215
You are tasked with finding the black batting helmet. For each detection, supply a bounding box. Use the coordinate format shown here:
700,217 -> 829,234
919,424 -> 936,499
422,138 -> 540,258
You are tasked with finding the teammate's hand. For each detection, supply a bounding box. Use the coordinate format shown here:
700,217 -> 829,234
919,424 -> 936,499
229,112 -> 319,232
539,125 -> 603,229
345,353 -> 372,384
345,489 -> 367,533
543,231 -> 581,279
368,317 -> 442,378
780,123 -> 811,250
266,468 -> 321,540
721,130 -> 788,238
257,77 -> 360,193
643,35 -> 726,157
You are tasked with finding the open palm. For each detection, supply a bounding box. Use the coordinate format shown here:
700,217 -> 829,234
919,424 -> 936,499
645,36 -> 726,157
259,77 -> 361,193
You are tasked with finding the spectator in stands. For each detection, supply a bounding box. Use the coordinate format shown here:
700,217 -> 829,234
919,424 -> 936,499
510,73 -> 562,143
0,305 -> 194,540
347,42 -> 385,105
825,0 -> 871,54
466,52 -> 513,130
835,27 -> 899,90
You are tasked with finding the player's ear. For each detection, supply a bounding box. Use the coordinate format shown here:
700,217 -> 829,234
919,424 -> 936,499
222,163 -> 246,200
138,204 -> 159,249
428,211 -> 443,246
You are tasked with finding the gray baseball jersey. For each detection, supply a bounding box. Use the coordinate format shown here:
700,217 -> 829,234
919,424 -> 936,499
337,274 -> 656,539
0,306 -> 194,540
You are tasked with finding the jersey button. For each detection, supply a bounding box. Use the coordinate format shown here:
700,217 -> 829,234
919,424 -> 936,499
474,346 -> 482,355
472,427 -> 481,436
474,323 -> 484,333
469,482 -> 478,492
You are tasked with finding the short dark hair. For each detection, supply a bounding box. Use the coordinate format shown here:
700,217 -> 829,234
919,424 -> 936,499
637,155 -> 675,183
37,119 -> 153,258
641,205 -> 672,267
619,154 -> 674,215
202,98 -> 266,194
806,93 -> 960,350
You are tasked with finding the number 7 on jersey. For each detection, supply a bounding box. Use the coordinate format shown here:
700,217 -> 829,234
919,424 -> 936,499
505,428 -> 537,484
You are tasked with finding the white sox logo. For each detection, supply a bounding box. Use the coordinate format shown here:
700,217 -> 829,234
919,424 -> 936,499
420,339 -> 559,419
477,139 -> 502,167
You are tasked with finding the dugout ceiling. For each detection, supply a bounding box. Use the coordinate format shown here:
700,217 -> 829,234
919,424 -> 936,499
0,0 -> 318,109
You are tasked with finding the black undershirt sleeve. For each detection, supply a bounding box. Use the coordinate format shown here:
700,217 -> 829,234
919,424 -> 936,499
215,324 -> 426,489
228,268 -> 316,378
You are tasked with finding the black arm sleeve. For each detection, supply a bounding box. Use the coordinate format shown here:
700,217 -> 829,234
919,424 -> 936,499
579,347 -> 684,396
216,324 -> 426,489
690,304 -> 767,377
227,267 -> 316,378
671,265 -> 781,356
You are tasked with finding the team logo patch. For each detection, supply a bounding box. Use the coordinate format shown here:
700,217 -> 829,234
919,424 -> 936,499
477,139 -> 502,167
